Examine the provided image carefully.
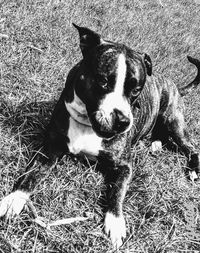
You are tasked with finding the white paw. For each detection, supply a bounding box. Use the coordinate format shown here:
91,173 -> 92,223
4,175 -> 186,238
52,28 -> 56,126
104,212 -> 126,249
0,190 -> 30,219
151,140 -> 162,152
189,171 -> 198,182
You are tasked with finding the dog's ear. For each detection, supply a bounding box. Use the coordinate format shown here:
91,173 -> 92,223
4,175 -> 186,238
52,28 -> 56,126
143,53 -> 152,76
73,23 -> 102,57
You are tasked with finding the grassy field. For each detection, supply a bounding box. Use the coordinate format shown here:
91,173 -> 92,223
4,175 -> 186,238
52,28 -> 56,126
1,0 -> 200,252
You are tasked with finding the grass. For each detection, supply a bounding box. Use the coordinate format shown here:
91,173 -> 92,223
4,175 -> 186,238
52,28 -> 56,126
1,0 -> 200,252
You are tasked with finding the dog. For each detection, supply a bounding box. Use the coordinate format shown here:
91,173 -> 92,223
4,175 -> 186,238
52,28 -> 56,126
0,24 -> 200,249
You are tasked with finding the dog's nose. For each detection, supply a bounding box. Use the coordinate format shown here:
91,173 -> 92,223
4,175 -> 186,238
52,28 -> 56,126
113,109 -> 130,131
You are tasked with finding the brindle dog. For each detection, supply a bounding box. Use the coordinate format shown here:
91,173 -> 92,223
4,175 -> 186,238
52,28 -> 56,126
0,24 -> 200,248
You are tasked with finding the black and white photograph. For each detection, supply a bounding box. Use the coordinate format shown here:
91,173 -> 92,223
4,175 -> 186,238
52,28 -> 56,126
0,0 -> 200,252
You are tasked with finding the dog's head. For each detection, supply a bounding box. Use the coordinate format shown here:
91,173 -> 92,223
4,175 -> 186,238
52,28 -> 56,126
73,24 -> 152,139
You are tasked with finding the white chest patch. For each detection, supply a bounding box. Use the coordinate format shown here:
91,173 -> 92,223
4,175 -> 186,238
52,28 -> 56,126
65,92 -> 103,157
67,117 -> 103,157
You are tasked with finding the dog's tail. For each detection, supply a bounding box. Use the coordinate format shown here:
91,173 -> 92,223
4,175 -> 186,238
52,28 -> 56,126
180,56 -> 200,95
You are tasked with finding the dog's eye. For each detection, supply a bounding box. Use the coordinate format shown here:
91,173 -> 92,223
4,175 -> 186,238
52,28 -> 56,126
96,75 -> 109,90
100,74 -> 115,91
125,77 -> 141,97
99,78 -> 108,90
99,81 -> 108,90
131,86 -> 141,97
108,74 -> 115,85
126,77 -> 137,89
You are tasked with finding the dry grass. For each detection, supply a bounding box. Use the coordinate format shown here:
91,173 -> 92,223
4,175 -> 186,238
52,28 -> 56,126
1,0 -> 200,252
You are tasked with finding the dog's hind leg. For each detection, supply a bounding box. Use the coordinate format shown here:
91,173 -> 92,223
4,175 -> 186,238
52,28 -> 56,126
165,107 -> 199,181
151,115 -> 170,152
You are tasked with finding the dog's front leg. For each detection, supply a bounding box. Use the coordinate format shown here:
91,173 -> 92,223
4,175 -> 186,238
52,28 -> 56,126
0,152 -> 50,219
0,120 -> 69,219
103,162 -> 132,249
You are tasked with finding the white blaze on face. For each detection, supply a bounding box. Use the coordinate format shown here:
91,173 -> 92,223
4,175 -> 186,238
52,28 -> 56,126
99,53 -> 133,131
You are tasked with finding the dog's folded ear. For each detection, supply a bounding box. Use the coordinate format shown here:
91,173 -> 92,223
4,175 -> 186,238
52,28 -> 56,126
143,53 -> 152,76
73,23 -> 102,57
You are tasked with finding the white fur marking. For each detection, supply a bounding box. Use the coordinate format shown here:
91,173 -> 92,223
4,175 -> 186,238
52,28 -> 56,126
0,190 -> 30,218
189,171 -> 198,182
65,92 -> 103,157
68,117 -> 103,157
99,54 -> 127,115
101,54 -> 127,110
151,140 -> 162,152
104,212 -> 126,249
115,54 -> 127,96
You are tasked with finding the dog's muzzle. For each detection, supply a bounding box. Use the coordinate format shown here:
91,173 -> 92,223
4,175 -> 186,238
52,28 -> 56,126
112,109 -> 131,131
90,109 -> 132,138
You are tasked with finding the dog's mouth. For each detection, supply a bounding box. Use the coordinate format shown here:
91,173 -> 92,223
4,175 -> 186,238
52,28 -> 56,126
89,110 -> 132,139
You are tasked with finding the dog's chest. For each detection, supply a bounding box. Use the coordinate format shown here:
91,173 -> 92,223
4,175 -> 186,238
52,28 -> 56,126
67,117 -> 103,158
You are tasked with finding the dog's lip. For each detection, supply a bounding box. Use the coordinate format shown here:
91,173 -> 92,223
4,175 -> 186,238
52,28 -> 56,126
94,129 -> 117,139
90,119 -> 130,139
90,121 -> 115,138
88,117 -> 116,139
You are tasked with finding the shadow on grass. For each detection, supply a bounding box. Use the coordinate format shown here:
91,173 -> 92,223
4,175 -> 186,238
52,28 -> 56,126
0,98 -> 55,150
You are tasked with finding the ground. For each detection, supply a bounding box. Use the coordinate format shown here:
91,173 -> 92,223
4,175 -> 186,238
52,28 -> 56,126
1,0 -> 200,252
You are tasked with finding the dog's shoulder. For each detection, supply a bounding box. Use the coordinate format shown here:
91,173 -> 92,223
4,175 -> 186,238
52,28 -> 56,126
142,73 -> 183,116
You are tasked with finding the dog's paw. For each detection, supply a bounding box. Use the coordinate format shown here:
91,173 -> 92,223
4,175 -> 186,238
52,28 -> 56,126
151,140 -> 162,152
0,190 -> 30,219
104,212 -> 126,249
187,153 -> 200,182
188,171 -> 198,182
